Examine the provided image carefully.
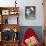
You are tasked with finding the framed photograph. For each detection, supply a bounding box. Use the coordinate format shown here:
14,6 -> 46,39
2,10 -> 9,15
25,6 -> 36,20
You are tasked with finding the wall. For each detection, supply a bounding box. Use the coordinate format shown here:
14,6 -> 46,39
0,0 -> 44,26
18,0 -> 44,26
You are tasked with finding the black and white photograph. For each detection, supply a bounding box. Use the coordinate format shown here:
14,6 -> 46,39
25,6 -> 36,20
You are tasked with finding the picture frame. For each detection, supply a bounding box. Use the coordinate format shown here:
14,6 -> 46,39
2,10 -> 9,15
9,10 -> 18,15
25,6 -> 36,20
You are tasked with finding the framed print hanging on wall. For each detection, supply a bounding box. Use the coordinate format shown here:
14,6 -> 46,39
25,6 -> 36,20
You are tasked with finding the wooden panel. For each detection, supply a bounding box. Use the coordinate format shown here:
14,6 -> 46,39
0,24 -> 2,31
43,0 -> 46,26
43,0 -> 46,45
0,7 -> 19,46
0,41 -> 19,46
0,24 -> 20,32
44,26 -> 46,46
0,41 -> 2,46
2,41 -> 18,46
44,28 -> 46,46
0,7 -> 19,10
0,15 -> 1,24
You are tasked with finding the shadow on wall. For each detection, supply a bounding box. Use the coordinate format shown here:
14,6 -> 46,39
18,26 -> 44,44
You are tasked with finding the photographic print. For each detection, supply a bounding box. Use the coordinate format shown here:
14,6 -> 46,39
2,10 -> 9,15
25,6 -> 36,20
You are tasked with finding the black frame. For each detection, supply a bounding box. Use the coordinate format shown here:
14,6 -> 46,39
25,6 -> 36,20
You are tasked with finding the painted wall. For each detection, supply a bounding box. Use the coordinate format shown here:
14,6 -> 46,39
0,0 -> 44,26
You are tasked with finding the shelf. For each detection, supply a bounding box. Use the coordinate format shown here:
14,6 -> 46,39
0,24 -> 20,32
2,41 -> 19,46
2,40 -> 19,43
0,7 -> 19,24
0,7 -> 19,46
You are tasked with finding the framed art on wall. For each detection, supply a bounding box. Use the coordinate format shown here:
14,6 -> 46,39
2,10 -> 9,15
25,6 -> 36,20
